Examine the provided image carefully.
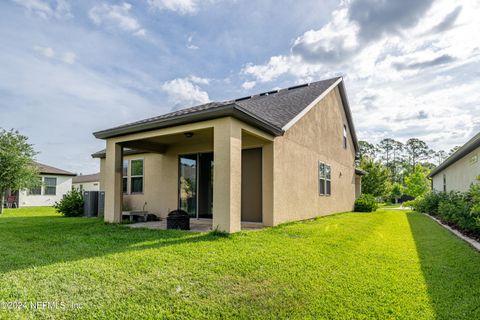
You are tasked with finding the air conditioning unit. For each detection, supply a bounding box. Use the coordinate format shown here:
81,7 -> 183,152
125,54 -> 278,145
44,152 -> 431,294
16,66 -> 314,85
98,191 -> 105,216
83,191 -> 99,217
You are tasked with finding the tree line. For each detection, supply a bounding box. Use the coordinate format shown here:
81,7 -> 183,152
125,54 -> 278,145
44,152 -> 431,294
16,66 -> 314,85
358,138 -> 460,202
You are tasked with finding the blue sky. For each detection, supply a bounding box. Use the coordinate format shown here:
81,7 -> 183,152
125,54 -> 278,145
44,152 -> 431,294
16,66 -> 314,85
0,0 -> 479,174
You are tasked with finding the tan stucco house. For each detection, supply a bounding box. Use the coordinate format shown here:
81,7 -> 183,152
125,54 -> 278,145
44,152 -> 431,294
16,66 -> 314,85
429,132 -> 480,192
92,77 -> 362,233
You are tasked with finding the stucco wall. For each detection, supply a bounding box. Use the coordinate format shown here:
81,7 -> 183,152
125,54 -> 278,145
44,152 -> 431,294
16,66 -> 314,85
19,175 -> 73,207
98,119 -> 273,226
73,181 -> 100,192
432,146 -> 480,192
272,87 -> 357,225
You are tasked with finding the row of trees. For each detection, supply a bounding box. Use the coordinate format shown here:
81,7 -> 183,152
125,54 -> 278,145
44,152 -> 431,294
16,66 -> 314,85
359,138 -> 456,202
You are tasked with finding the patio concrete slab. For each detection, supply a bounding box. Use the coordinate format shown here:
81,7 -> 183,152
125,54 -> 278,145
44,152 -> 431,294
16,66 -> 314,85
126,218 -> 264,232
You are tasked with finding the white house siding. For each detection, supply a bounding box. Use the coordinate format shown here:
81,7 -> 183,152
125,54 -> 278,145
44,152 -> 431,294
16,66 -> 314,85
19,175 -> 73,207
432,146 -> 480,193
73,181 -> 100,192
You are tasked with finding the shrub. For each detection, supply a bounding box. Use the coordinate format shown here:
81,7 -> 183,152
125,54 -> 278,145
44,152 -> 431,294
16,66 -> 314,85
437,192 -> 473,231
411,182 -> 480,237
354,194 -> 378,212
54,189 -> 84,217
412,192 -> 447,214
403,199 -> 418,209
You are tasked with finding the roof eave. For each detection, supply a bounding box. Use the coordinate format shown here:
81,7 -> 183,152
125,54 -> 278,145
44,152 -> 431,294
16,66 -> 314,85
39,172 -> 76,177
337,80 -> 360,154
93,104 -> 284,140
428,133 -> 480,177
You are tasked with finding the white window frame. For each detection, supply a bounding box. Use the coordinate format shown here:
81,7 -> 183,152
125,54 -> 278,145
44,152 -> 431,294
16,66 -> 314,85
343,125 -> 348,149
319,161 -> 332,196
43,177 -> 57,196
130,158 -> 144,194
123,159 -> 129,194
28,177 -> 43,196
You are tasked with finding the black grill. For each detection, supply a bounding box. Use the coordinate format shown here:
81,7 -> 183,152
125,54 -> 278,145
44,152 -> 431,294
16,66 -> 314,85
166,210 -> 190,230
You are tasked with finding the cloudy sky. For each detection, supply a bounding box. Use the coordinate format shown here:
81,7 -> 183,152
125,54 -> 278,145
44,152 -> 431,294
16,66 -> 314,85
1,0 -> 479,174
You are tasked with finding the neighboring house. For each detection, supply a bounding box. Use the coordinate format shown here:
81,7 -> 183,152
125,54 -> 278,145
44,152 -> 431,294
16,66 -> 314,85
72,173 -> 100,192
92,77 -> 362,233
429,132 -> 480,192
4,162 -> 76,208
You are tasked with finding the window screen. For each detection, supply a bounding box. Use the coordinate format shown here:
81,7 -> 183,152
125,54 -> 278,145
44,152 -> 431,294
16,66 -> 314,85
319,162 -> 332,196
123,160 -> 128,194
131,159 -> 144,193
44,177 -> 57,195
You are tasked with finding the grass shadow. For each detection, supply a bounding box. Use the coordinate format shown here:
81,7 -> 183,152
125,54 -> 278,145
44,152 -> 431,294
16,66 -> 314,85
0,213 -> 227,274
406,211 -> 480,319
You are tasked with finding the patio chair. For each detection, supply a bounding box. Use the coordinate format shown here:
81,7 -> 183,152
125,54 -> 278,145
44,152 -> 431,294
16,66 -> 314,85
7,196 -> 17,208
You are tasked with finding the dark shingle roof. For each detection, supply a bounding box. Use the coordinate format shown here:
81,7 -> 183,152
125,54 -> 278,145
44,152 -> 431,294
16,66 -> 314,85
234,78 -> 339,129
93,77 -> 358,152
429,131 -> 480,177
73,173 -> 100,183
34,162 -> 76,176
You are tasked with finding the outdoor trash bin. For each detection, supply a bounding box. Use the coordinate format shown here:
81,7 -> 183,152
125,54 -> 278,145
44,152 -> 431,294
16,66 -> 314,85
166,210 -> 190,230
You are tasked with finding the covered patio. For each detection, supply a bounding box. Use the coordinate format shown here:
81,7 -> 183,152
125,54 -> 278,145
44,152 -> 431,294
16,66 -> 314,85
100,117 -> 275,233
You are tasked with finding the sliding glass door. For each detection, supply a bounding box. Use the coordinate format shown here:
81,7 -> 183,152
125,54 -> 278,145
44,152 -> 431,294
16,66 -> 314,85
179,155 -> 197,217
178,153 -> 214,219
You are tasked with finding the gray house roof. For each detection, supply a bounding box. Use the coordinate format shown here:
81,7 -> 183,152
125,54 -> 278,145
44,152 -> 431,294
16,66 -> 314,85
93,77 -> 359,152
72,173 -> 100,184
34,162 -> 76,176
429,131 -> 480,177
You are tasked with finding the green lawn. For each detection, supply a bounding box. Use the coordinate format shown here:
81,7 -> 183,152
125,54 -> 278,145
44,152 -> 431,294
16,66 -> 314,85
0,207 -> 479,319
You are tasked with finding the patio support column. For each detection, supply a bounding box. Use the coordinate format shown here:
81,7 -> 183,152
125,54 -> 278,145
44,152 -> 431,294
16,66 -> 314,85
213,118 -> 242,233
104,140 -> 123,223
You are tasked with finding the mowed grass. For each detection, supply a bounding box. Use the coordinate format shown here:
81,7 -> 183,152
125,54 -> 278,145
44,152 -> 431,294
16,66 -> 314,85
0,207 -> 479,319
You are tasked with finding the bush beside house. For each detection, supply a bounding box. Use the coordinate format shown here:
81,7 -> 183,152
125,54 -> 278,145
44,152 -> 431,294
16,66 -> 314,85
409,180 -> 480,239
354,194 -> 378,212
54,189 -> 84,217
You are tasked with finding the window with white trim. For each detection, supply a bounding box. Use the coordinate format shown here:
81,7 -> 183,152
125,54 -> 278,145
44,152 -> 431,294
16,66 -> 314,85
443,174 -> 447,192
130,159 -> 144,193
123,160 -> 128,194
29,177 -> 42,195
319,162 -> 332,196
44,177 -> 57,195
343,125 -> 347,149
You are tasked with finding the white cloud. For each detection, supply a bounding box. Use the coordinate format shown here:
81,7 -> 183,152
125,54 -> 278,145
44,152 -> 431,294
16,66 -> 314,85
240,0 -> 480,152
188,75 -> 210,85
186,35 -> 199,50
89,2 -> 146,37
147,0 -> 198,15
62,51 -> 76,64
12,0 -> 72,20
241,81 -> 256,90
34,46 -> 55,58
292,6 -> 359,64
33,46 -> 77,64
161,77 -> 210,108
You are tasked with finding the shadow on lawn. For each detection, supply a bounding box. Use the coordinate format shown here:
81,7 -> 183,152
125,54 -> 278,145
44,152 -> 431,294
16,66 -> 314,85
0,214 -> 226,274
406,212 -> 480,319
